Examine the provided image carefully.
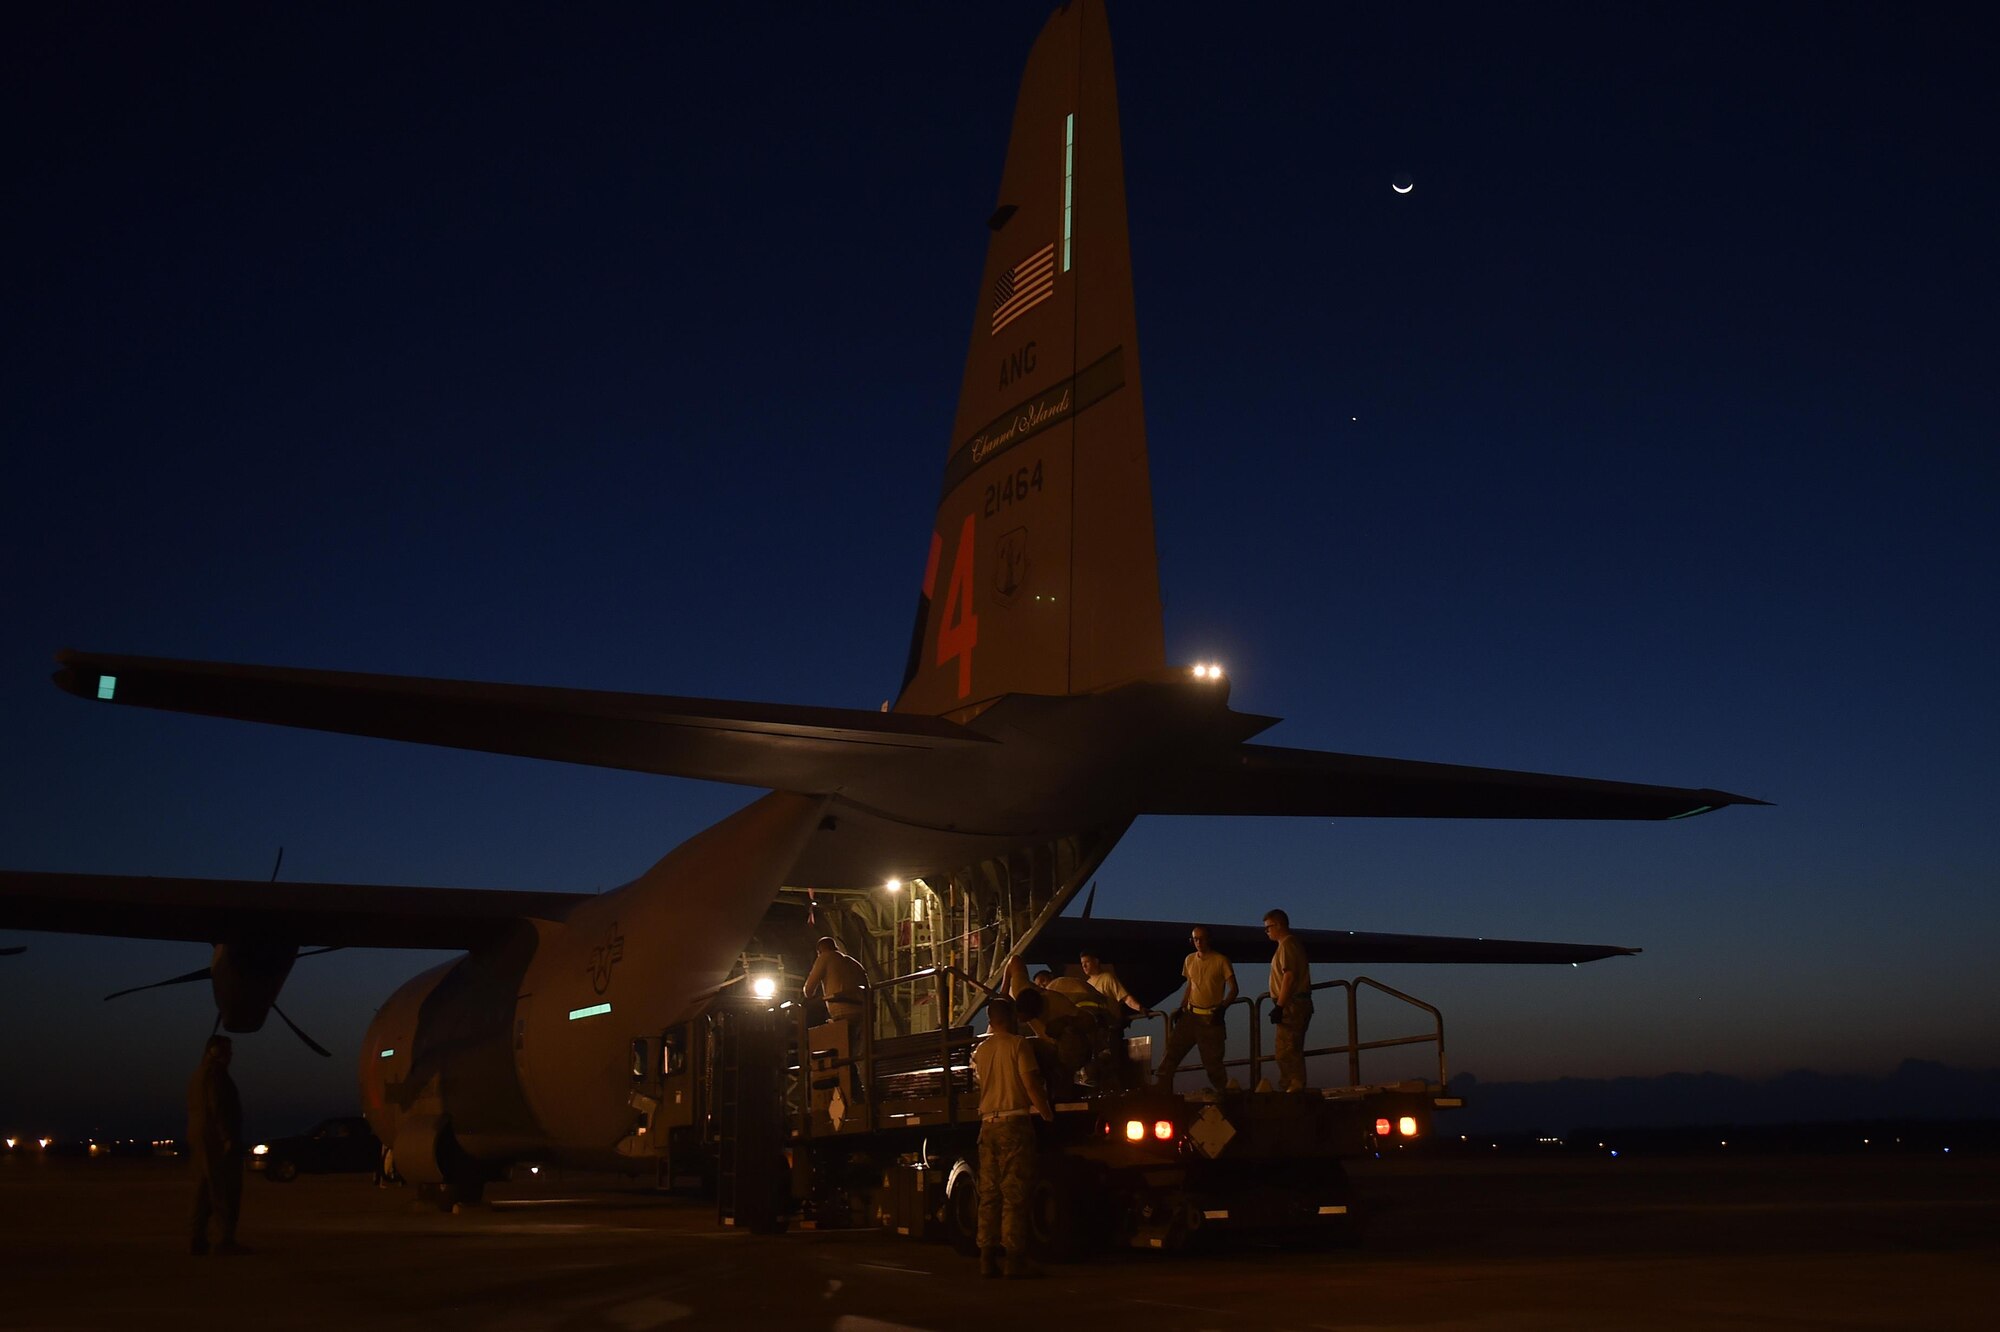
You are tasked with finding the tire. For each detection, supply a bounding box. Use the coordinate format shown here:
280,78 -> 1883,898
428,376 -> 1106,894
943,1158 -> 980,1256
266,1157 -> 298,1183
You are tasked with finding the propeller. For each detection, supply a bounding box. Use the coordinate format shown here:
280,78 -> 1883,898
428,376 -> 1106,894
104,964 -> 216,1002
272,1003 -> 332,1058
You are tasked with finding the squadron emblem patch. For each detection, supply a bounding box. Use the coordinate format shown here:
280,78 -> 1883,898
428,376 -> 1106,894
994,527 -> 1029,605
587,923 -> 625,995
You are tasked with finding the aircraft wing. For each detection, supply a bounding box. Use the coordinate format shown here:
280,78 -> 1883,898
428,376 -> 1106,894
0,870 -> 589,949
1033,914 -> 1638,968
54,650 -> 994,791
1142,742 -> 1765,820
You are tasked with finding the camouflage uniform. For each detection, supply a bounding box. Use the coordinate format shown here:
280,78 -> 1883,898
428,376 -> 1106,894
186,1045 -> 244,1253
976,1116 -> 1037,1254
1157,1010 -> 1228,1090
1270,931 -> 1313,1091
1273,1000 -> 1313,1091
1158,948 -> 1236,1090
971,1027 -> 1044,1262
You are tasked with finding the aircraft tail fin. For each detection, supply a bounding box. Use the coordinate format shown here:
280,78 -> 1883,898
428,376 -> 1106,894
895,0 -> 1163,717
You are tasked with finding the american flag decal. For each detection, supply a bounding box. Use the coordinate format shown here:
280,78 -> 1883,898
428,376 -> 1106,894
991,242 -> 1056,334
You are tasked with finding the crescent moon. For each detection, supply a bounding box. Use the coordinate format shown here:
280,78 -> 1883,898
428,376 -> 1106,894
1392,182 -> 1414,194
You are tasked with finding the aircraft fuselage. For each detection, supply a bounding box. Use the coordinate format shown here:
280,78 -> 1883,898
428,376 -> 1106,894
359,792 -> 826,1180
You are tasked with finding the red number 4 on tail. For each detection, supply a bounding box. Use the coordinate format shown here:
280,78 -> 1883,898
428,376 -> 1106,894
935,512 -> 979,699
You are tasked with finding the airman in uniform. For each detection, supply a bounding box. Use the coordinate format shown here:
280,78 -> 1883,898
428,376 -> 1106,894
1156,926 -> 1237,1092
804,935 -> 870,1102
1079,951 -> 1144,1088
1079,950 -> 1144,1014
1265,908 -> 1313,1092
971,999 -> 1054,1279
803,935 -> 869,1040
187,1034 -> 247,1256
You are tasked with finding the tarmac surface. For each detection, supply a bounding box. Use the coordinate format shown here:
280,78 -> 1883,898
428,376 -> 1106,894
3,1150 -> 1997,1330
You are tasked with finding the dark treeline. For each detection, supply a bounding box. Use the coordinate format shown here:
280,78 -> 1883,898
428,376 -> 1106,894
1444,1059 -> 2000,1135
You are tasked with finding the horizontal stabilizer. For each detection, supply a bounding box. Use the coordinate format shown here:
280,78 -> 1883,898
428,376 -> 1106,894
0,870 -> 589,949
56,650 -> 992,791
1143,743 -> 1766,820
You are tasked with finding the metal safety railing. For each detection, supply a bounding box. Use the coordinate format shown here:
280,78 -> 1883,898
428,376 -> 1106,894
1249,975 -> 1446,1091
1128,975 -> 1445,1094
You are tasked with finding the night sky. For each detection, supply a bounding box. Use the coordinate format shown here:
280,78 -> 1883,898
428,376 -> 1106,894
4,2 -> 1995,1138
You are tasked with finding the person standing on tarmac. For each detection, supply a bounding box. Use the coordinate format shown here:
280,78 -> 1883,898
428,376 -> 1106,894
187,1034 -> 248,1256
971,998 -> 1055,1279
1265,908 -> 1313,1092
1155,926 -> 1237,1092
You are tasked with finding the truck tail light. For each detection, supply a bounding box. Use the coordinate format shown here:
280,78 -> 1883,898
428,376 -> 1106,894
1124,1120 -> 1145,1142
1152,1120 -> 1173,1141
1374,1118 -> 1392,1137
1398,1116 -> 1419,1137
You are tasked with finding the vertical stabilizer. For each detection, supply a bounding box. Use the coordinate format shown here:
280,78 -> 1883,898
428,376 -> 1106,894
896,0 -> 1162,717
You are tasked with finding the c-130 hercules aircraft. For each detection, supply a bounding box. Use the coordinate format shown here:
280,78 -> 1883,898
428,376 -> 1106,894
1,0 -> 1758,1201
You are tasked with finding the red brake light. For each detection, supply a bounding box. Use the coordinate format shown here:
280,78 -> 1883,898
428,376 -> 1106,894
1374,1117 -> 1393,1137
1152,1119 -> 1173,1141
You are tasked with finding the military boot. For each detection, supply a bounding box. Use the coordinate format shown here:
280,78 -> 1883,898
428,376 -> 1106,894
1004,1250 -> 1044,1279
978,1248 -> 1002,1278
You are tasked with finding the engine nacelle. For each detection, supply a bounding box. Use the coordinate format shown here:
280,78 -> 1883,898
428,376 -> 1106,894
209,939 -> 298,1033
